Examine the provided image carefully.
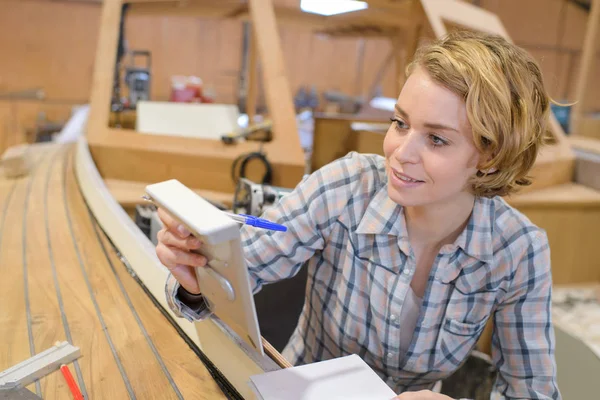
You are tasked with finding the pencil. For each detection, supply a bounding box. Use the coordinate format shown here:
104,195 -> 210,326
60,364 -> 84,400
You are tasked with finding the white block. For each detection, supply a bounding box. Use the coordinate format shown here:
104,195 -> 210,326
136,101 -> 240,140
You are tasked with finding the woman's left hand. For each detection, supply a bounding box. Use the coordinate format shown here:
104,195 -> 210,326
391,390 -> 455,399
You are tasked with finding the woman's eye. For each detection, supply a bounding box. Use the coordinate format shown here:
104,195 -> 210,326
430,134 -> 448,147
390,118 -> 408,130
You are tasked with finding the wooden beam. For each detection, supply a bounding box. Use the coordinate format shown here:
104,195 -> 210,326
391,35 -> 405,96
128,2 -> 243,18
248,0 -> 303,160
247,26 -> 258,124
367,45 -> 395,99
571,0 -> 600,137
419,0 -> 510,39
87,0 -> 121,142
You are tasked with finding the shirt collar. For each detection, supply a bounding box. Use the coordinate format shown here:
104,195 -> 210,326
355,183 -> 406,238
355,183 -> 494,263
453,195 -> 494,263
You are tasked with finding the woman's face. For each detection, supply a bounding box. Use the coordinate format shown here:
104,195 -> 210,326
383,66 -> 482,208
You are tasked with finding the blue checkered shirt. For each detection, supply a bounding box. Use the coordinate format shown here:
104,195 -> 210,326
167,152 -> 560,399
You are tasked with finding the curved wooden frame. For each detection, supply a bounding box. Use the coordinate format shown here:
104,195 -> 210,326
74,136 -> 290,399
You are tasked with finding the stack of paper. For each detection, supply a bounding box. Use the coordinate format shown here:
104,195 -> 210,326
248,354 -> 397,400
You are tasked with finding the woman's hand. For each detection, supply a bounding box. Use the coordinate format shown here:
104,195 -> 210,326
392,390 -> 454,400
155,207 -> 208,294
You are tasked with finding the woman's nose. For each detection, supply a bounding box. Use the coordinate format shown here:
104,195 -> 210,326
393,131 -> 421,164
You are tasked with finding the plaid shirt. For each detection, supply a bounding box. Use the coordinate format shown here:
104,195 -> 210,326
166,152 -> 560,399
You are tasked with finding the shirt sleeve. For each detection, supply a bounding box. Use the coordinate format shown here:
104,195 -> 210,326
165,272 -> 212,322
163,151 -> 362,320
242,152 -> 361,294
490,230 -> 561,400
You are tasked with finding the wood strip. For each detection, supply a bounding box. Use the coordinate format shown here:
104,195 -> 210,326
0,148 -> 52,395
36,146 -> 88,399
45,147 -> 131,399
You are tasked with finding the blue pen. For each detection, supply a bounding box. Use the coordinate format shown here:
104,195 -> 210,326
224,212 -> 287,232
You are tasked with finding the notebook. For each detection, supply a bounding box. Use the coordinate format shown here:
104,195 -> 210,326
248,354 -> 397,400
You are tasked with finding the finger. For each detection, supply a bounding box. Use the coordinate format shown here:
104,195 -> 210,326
156,243 -> 207,269
171,263 -> 201,294
157,207 -> 191,239
157,228 -> 202,251
168,245 -> 208,268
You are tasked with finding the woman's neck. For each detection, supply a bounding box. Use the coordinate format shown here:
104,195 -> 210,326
404,192 -> 476,249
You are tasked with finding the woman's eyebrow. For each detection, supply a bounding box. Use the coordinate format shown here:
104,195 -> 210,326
395,104 -> 459,132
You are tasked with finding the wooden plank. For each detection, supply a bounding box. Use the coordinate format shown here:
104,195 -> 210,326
570,0 -> 600,137
0,342 -> 80,388
248,0 -> 303,162
88,129 -> 305,193
0,148 -> 50,396
516,206 -> 600,285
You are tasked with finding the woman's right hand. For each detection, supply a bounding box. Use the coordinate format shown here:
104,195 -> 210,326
155,207 -> 208,294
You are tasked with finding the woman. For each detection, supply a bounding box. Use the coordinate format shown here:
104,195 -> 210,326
156,30 -> 561,399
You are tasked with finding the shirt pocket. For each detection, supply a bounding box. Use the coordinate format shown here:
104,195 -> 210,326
435,317 -> 488,370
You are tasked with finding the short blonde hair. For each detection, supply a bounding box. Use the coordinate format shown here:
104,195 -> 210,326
407,30 -> 553,197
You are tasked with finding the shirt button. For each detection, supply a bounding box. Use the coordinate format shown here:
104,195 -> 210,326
403,269 -> 411,275
387,352 -> 394,359
390,314 -> 397,322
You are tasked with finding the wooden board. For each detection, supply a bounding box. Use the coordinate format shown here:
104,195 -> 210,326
0,142 -> 231,399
